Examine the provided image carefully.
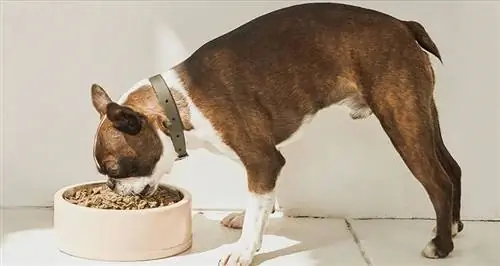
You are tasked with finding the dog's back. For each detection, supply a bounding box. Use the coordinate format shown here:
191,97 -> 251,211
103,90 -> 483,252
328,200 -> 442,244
176,2 -> 440,146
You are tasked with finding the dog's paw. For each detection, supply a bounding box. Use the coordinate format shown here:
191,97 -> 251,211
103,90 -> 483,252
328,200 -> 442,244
422,240 -> 440,259
221,212 -> 245,229
218,243 -> 255,266
421,238 -> 453,259
432,221 -> 463,237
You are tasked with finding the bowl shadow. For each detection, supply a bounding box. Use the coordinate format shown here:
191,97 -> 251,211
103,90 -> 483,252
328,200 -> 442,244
177,212 -> 242,255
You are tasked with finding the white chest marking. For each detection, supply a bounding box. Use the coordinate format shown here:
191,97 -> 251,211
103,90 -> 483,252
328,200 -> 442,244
161,70 -> 241,161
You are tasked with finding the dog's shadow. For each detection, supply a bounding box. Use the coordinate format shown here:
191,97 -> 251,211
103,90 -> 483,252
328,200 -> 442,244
181,212 -> 354,266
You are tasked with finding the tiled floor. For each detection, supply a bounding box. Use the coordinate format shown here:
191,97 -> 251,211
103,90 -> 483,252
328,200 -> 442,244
1,208 -> 499,266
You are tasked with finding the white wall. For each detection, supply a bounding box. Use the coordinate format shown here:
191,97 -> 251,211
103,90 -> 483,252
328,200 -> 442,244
2,1 -> 499,220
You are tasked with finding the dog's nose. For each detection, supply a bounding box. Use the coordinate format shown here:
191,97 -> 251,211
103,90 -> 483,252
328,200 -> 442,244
106,179 -> 116,190
139,184 -> 151,197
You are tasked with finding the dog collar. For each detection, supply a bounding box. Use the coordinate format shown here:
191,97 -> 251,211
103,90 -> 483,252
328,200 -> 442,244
149,74 -> 188,160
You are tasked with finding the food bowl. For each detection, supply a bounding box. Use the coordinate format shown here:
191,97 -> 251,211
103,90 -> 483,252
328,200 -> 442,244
53,181 -> 192,261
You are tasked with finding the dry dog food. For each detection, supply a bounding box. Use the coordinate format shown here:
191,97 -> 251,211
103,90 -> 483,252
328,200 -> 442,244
64,184 -> 183,210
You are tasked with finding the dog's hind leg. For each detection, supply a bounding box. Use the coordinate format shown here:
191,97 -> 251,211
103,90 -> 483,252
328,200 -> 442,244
430,99 -> 463,237
367,79 -> 454,258
221,205 -> 276,230
221,211 -> 246,229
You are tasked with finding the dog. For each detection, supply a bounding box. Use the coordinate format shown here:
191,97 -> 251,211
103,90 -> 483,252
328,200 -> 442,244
91,3 -> 462,265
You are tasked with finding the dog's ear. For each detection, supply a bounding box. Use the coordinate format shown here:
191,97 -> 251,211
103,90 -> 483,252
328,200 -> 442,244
91,84 -> 112,116
106,102 -> 143,135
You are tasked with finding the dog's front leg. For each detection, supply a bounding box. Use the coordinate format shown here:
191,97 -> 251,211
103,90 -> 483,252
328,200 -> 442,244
219,149 -> 285,266
219,192 -> 275,266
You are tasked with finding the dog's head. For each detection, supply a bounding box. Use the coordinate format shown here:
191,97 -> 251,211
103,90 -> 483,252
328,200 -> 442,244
91,83 -> 177,197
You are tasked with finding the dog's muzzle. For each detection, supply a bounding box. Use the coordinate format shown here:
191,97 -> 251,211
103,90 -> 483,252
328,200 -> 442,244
106,178 -> 153,197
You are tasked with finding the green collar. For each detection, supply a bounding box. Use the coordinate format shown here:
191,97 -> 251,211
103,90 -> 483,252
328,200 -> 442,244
149,74 -> 188,160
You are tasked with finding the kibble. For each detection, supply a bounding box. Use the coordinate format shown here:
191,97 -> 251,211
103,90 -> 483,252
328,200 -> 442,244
63,184 -> 183,210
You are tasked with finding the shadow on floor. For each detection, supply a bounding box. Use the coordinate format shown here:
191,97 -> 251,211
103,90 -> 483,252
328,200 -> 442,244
256,216 -> 359,266
180,212 -> 362,266
179,212 -> 242,255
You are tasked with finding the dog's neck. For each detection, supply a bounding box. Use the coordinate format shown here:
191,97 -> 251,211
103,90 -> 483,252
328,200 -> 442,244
118,68 -> 208,151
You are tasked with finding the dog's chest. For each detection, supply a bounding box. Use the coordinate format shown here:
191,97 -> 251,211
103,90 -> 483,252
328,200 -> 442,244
185,99 -> 241,161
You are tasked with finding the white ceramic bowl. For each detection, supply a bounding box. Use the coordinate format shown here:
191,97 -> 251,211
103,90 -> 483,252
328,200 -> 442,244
53,181 -> 192,261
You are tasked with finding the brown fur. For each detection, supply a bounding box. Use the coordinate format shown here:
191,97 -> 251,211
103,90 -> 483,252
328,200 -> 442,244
92,2 -> 461,258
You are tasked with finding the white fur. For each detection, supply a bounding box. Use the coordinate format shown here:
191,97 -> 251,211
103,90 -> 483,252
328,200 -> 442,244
220,191 -> 275,266
338,95 -> 373,119
451,222 -> 459,236
422,240 -> 439,258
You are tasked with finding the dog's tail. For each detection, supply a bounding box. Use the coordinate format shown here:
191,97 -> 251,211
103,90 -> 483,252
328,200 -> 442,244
403,20 -> 442,63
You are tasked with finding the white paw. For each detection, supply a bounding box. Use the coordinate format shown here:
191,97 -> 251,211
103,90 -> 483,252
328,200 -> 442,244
221,212 -> 245,229
422,240 -> 440,259
218,242 -> 256,266
432,222 -> 459,237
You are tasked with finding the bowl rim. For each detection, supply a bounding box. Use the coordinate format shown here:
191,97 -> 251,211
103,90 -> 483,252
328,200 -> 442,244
54,181 -> 191,214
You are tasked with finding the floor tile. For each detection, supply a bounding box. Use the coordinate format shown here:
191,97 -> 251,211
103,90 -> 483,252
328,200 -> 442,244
350,219 -> 500,266
1,208 -> 54,240
1,209 -> 365,266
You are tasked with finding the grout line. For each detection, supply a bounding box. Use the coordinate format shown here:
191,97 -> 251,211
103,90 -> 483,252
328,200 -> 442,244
353,217 -> 500,222
287,215 -> 500,222
345,218 -> 373,266
192,208 -> 244,212
1,206 -> 499,223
